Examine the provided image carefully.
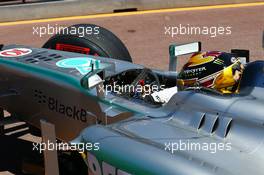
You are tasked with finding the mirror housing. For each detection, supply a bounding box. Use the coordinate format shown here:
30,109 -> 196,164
80,70 -> 104,89
231,49 -> 250,64
169,42 -> 201,72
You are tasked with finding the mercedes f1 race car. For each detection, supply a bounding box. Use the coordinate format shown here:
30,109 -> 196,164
0,24 -> 263,175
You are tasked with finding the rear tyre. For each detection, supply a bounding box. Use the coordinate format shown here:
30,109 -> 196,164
43,24 -> 132,62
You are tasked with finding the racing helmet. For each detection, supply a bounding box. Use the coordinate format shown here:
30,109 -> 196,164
177,51 -> 244,93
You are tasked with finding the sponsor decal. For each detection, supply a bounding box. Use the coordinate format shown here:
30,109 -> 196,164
184,66 -> 207,74
0,48 -> 32,57
48,97 -> 88,122
56,57 -> 100,75
213,58 -> 225,65
34,90 -> 94,123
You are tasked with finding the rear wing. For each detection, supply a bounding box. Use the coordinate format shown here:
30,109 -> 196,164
169,42 -> 250,72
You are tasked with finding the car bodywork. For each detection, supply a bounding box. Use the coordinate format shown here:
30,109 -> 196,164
0,44 -> 263,175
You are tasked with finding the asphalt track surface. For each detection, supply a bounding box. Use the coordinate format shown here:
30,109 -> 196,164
0,2 -> 263,175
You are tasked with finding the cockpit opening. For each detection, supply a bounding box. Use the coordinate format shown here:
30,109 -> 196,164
104,68 -> 178,106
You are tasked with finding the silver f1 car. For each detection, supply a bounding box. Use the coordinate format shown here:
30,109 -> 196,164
0,24 -> 263,175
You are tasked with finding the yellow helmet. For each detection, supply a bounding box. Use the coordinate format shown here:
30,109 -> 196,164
177,51 -> 244,93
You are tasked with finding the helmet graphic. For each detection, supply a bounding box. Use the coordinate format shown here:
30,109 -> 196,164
177,51 -> 244,93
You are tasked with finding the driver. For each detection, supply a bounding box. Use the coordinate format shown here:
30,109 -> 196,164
177,51 -> 245,93
150,51 -> 245,104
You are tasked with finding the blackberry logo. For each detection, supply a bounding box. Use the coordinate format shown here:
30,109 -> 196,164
34,89 -> 88,123
34,90 -> 47,104
48,97 -> 87,122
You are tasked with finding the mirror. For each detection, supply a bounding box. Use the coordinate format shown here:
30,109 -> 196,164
80,70 -> 104,89
173,42 -> 201,56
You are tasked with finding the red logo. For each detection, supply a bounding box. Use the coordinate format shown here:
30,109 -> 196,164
0,48 -> 32,57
